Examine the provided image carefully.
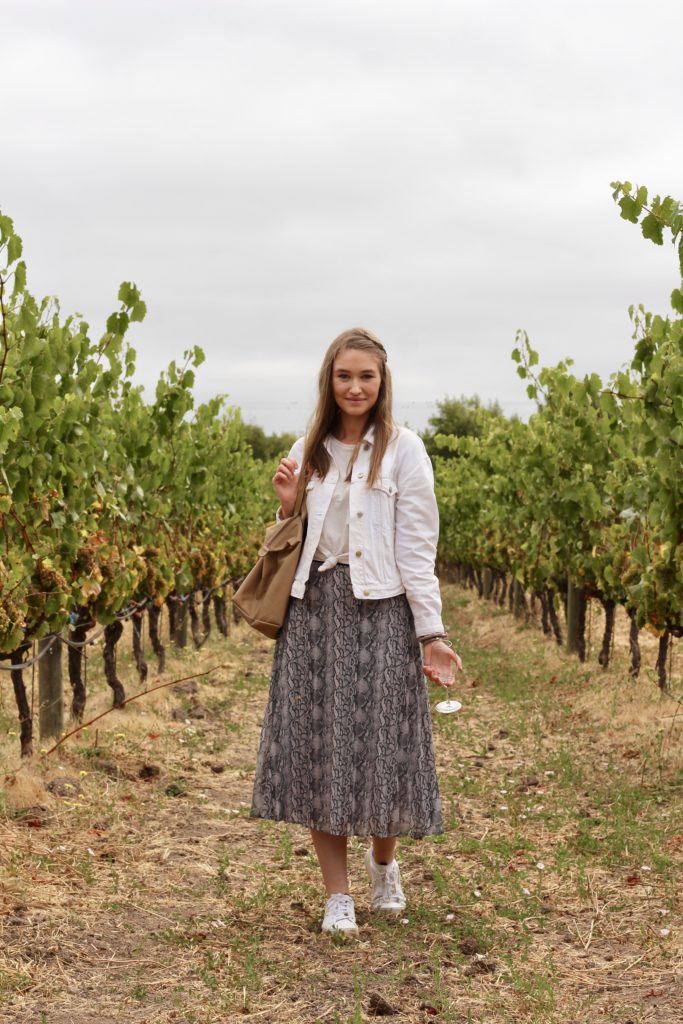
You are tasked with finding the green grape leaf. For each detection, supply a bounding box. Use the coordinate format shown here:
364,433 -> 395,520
0,213 -> 15,242
118,281 -> 140,307
618,195 -> 641,223
12,260 -> 27,297
106,311 -> 129,335
640,213 -> 663,245
7,232 -> 23,264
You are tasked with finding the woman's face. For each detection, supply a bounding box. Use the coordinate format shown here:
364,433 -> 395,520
331,347 -> 382,421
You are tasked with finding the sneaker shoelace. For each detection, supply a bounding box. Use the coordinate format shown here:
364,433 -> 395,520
327,893 -> 355,920
380,864 -> 404,903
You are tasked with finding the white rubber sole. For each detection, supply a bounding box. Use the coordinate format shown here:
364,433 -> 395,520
322,921 -> 359,937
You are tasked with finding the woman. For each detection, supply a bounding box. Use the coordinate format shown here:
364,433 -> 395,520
250,327 -> 462,937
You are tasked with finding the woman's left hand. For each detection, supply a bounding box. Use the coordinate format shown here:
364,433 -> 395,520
422,640 -> 463,688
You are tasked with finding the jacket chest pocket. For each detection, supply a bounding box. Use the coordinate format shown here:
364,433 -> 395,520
302,480 -> 323,519
368,478 -> 397,536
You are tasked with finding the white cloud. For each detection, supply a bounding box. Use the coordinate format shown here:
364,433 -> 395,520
3,0 -> 682,433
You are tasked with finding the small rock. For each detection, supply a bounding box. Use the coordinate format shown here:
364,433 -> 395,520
487,742 -> 496,751
173,680 -> 198,696
423,871 -> 434,881
458,936 -> 482,956
464,957 -> 497,977
171,708 -> 187,721
525,775 -> 540,787
188,703 -> 208,720
368,991 -> 399,1016
165,781 -> 187,798
497,729 -> 510,739
138,764 -> 160,780
293,847 -> 309,856
210,764 -> 226,774
473,758 -> 485,768
46,777 -> 82,798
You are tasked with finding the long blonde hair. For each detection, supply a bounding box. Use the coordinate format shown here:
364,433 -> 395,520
301,327 -> 395,488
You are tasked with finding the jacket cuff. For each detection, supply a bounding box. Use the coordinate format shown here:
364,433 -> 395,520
412,615 -> 445,638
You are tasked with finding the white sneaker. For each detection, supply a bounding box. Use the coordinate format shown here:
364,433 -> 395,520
365,847 -> 407,914
321,893 -> 359,937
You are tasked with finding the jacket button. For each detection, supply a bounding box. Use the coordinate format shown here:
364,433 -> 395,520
363,443 -> 370,450
357,472 -> 364,479
363,589 -> 370,596
356,510 -> 363,518
355,550 -> 362,558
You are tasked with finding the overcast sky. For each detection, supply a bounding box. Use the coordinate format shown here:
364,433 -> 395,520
4,0 -> 682,434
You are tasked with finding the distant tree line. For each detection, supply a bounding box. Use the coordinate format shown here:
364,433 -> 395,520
419,395 -> 513,459
242,424 -> 298,461
244,394 -> 513,462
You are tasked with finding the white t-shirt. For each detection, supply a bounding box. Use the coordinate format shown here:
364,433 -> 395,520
313,437 -> 355,569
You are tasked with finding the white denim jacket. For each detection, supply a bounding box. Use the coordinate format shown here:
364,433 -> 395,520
280,424 -> 444,637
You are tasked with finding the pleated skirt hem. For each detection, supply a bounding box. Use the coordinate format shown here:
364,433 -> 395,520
249,808 -> 444,840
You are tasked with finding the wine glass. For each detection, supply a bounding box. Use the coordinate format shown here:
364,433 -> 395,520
432,666 -> 462,714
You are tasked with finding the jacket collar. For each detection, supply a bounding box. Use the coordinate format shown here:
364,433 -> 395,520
325,421 -> 376,448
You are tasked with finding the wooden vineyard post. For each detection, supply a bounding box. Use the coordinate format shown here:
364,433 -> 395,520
566,576 -> 582,656
482,568 -> 493,600
38,634 -> 64,740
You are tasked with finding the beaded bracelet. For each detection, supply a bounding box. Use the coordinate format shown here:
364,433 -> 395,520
419,634 -> 453,648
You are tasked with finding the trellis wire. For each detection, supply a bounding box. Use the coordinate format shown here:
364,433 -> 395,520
0,576 -> 234,671
0,600 -> 150,669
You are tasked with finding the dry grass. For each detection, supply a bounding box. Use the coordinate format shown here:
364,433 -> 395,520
1,591 -> 682,1024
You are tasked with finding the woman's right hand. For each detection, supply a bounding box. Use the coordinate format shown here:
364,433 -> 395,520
272,458 -> 300,518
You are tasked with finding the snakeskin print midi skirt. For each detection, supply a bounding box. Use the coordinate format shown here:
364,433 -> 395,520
250,560 -> 443,837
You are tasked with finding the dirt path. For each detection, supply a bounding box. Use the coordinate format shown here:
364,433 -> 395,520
1,589 -> 682,1023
